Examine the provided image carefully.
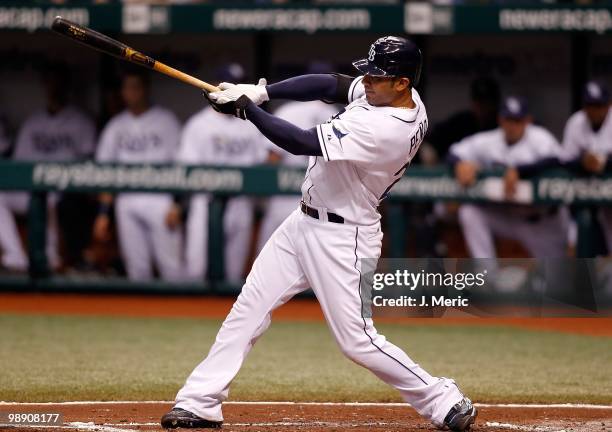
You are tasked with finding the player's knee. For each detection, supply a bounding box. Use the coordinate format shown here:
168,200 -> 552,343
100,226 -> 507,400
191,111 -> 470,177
336,335 -> 376,364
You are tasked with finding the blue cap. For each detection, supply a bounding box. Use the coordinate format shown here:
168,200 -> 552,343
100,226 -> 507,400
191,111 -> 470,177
500,96 -> 529,119
214,63 -> 246,83
583,80 -> 610,105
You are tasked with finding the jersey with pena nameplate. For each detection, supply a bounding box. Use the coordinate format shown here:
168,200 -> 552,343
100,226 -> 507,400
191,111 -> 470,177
304,76 -> 428,225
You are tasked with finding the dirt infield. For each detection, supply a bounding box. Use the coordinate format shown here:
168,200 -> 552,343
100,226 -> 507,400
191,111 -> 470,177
0,402 -> 610,432
2,294 -> 611,431
0,293 -> 611,337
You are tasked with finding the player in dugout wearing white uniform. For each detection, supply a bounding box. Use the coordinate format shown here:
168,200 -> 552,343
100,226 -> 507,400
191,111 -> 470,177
162,36 -> 477,432
93,68 -> 183,281
167,64 -> 267,282
448,96 -> 567,258
560,80 -> 612,253
0,63 -> 96,272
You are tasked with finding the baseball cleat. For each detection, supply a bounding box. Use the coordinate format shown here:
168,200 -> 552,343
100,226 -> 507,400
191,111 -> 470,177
161,407 -> 222,429
443,397 -> 477,431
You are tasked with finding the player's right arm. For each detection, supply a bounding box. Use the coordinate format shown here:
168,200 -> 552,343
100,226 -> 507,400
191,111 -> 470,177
560,114 -> 605,173
266,74 -> 358,105
447,135 -> 483,187
210,74 -> 359,106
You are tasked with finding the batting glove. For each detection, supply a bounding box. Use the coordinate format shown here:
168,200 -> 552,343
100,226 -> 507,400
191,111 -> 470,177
208,78 -> 269,106
203,91 -> 249,120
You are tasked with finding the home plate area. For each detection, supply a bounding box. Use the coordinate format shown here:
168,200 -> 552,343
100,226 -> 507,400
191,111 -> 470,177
0,402 -> 610,432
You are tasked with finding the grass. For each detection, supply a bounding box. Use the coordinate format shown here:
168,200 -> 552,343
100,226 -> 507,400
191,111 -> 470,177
0,314 -> 610,404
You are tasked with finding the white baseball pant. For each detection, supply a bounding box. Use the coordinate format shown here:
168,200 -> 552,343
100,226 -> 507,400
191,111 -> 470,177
0,192 -> 60,270
115,194 -> 182,281
459,204 -> 568,258
175,208 -> 464,427
185,195 -> 253,282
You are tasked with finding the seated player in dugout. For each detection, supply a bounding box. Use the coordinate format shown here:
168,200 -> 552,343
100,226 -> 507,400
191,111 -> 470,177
161,37 -> 478,432
560,80 -> 612,253
448,96 -> 568,259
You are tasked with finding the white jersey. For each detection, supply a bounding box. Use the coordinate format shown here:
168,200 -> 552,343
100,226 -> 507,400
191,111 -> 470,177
267,101 -> 338,167
304,76 -> 427,225
177,106 -> 266,166
14,106 -> 95,161
96,106 -> 180,164
560,108 -> 612,162
449,124 -> 561,168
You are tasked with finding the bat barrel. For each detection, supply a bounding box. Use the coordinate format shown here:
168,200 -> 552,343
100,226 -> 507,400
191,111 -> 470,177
51,16 -> 217,92
51,16 -> 137,64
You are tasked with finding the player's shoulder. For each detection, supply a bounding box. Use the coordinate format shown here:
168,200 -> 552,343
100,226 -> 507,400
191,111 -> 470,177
565,109 -> 588,130
527,124 -> 559,144
106,110 -> 131,127
463,128 -> 503,146
20,110 -> 47,126
149,105 -> 179,121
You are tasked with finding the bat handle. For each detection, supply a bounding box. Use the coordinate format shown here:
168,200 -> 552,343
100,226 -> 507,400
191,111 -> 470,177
154,63 -> 219,93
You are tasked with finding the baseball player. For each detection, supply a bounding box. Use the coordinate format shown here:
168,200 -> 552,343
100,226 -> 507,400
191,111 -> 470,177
0,64 -> 95,271
449,96 -> 566,258
256,98 -> 338,253
560,81 -> 612,252
169,64 -> 267,282
162,37 -> 477,431
93,69 -> 183,281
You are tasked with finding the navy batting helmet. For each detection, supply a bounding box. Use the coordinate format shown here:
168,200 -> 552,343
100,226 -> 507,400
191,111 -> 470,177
353,36 -> 423,86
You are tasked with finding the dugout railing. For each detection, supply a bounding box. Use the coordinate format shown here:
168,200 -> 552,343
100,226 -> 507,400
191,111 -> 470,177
0,160 -> 610,292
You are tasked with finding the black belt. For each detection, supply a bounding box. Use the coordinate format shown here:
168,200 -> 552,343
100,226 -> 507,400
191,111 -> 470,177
300,201 -> 344,224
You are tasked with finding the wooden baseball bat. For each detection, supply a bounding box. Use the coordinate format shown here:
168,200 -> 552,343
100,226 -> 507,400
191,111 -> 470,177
51,16 -> 219,93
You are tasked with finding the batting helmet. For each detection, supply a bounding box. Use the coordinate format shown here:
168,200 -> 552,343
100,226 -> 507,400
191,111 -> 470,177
352,36 -> 423,86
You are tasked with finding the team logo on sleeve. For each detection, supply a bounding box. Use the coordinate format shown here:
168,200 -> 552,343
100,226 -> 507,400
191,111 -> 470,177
328,122 -> 348,149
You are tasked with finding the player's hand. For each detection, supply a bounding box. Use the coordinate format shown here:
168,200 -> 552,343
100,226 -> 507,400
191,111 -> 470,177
504,167 -> 519,199
208,78 -> 269,106
582,151 -> 606,174
204,93 -> 250,120
165,204 -> 182,230
455,161 -> 479,187
93,214 -> 111,243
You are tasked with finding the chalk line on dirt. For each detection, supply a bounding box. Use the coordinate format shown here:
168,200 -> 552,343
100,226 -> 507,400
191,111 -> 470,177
1,401 -> 611,409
